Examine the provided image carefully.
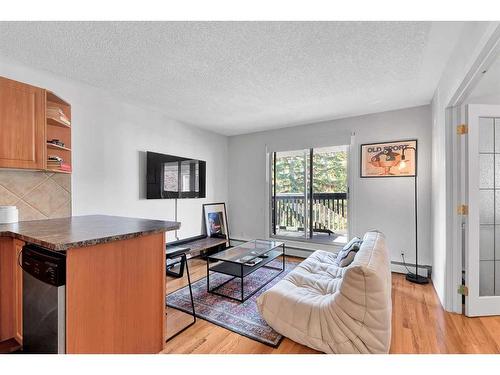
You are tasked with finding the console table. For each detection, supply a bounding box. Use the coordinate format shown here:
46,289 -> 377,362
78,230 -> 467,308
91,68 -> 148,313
167,235 -> 228,259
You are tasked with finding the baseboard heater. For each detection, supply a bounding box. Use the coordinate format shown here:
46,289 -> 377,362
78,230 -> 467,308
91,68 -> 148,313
229,238 -> 317,254
229,238 -> 432,280
391,261 -> 432,279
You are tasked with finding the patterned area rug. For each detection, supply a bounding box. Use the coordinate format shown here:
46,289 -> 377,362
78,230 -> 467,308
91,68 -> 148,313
166,260 -> 297,347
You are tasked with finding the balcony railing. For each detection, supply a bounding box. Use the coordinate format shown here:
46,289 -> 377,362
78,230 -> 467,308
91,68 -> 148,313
273,192 -> 348,234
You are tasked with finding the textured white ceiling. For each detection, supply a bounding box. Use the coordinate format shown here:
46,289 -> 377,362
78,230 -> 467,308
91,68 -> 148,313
0,21 -> 466,135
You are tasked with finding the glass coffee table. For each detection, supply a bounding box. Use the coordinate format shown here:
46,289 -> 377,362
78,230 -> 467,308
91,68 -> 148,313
206,239 -> 285,302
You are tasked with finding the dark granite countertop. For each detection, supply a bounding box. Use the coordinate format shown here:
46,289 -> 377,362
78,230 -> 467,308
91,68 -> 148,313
0,215 -> 180,251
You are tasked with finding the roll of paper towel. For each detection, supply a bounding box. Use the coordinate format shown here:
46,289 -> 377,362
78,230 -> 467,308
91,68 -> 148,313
0,206 -> 19,224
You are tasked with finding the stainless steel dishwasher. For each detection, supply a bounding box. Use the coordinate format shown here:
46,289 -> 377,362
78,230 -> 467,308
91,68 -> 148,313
21,244 -> 66,354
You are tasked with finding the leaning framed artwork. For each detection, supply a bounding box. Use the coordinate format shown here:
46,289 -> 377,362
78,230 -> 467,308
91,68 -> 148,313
360,139 -> 417,178
203,202 -> 230,247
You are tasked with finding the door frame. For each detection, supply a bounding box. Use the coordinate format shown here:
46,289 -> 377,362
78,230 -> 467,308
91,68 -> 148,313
447,25 -> 500,313
446,105 -> 465,314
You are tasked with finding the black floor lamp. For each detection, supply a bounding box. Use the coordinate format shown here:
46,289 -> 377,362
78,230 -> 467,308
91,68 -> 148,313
399,146 -> 429,285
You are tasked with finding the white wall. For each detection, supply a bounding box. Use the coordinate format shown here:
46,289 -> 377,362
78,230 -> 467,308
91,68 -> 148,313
431,22 -> 500,311
466,93 -> 500,105
0,56 -> 229,241
228,105 -> 432,266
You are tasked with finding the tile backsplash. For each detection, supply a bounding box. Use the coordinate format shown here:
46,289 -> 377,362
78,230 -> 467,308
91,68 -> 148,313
0,170 -> 71,221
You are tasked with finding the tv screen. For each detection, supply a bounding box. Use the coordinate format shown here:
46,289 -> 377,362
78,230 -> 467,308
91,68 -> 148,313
146,151 -> 206,199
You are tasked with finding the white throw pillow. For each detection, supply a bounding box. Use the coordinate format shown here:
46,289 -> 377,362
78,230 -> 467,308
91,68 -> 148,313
335,237 -> 362,267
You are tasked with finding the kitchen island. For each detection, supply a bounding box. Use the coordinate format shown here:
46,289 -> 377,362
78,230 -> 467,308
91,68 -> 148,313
0,215 -> 180,354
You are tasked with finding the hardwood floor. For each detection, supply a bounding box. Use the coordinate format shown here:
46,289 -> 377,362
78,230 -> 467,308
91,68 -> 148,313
3,255 -> 499,354
391,273 -> 500,353
163,257 -> 500,354
163,257 -> 318,354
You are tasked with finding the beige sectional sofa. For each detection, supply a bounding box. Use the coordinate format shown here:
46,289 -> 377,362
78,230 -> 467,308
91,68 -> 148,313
257,231 -> 392,354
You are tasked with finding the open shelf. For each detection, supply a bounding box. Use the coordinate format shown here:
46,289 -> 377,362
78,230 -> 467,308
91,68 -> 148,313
47,116 -> 71,129
45,90 -> 72,174
47,91 -> 70,107
46,168 -> 72,174
46,143 -> 71,152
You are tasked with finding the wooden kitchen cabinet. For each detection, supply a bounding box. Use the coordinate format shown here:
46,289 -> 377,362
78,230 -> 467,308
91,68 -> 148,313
0,238 -> 24,345
0,75 -> 72,173
0,76 -> 46,170
14,239 -> 24,344
0,238 -> 16,342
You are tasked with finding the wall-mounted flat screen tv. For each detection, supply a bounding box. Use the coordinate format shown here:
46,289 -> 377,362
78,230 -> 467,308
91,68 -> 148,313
146,151 -> 206,199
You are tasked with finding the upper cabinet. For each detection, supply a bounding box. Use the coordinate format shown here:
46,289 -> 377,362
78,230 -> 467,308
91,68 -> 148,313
0,76 -> 72,174
0,76 -> 45,169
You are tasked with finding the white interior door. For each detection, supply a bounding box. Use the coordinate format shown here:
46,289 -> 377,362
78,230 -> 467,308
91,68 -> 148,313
466,104 -> 500,316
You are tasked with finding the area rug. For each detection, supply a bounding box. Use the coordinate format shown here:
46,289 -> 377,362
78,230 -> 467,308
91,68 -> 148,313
166,260 -> 297,347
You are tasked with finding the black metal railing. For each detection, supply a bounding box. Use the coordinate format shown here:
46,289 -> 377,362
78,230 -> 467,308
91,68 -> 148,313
273,192 -> 348,234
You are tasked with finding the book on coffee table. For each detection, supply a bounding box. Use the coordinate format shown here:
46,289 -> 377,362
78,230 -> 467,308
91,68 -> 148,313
244,258 -> 263,266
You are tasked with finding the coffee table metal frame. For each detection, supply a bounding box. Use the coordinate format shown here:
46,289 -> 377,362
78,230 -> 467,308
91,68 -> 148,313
206,240 -> 285,302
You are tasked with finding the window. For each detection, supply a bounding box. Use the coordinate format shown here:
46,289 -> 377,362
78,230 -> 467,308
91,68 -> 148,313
270,145 -> 349,245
